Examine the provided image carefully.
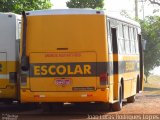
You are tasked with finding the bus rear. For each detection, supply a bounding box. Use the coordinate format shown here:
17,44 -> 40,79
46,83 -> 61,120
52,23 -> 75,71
0,13 -> 21,103
20,9 -> 109,104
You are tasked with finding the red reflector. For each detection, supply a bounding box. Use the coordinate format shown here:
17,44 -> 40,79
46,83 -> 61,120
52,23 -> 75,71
101,88 -> 106,91
34,95 -> 40,98
87,94 -> 93,97
22,89 -> 26,92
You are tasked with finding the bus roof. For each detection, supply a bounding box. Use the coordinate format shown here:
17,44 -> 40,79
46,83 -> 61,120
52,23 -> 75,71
26,9 -> 140,27
106,12 -> 140,27
0,12 -> 21,19
26,9 -> 104,15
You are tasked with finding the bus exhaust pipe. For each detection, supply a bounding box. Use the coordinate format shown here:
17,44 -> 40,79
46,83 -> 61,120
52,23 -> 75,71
21,11 -> 29,71
21,56 -> 29,71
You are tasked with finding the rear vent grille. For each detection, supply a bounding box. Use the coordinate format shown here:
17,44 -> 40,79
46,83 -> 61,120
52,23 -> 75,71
57,48 -> 68,50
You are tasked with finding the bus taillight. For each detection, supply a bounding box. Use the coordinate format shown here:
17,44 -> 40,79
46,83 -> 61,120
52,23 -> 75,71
20,74 -> 27,86
100,73 -> 108,85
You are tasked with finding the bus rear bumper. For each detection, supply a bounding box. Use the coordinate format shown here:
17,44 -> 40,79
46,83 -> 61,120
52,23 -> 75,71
20,88 -> 109,103
0,85 -> 17,99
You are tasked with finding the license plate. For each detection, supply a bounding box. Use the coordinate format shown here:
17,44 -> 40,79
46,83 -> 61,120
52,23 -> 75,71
55,79 -> 71,86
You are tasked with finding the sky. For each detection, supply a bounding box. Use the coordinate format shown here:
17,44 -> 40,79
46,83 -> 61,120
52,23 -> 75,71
50,0 -> 160,75
50,0 -> 159,19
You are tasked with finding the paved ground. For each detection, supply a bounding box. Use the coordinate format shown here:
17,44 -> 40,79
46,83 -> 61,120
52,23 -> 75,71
0,76 -> 160,120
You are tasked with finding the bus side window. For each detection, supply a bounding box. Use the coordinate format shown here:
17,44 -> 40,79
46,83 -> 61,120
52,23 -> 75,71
118,23 -> 125,54
107,20 -> 112,53
134,28 -> 139,54
0,64 -> 2,72
124,25 -> 130,54
16,20 -> 21,60
129,27 -> 135,54
18,21 -> 21,39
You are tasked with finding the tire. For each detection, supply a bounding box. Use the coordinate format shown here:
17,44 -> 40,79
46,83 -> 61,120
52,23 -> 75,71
112,84 -> 122,111
136,78 -> 140,93
127,95 -> 135,103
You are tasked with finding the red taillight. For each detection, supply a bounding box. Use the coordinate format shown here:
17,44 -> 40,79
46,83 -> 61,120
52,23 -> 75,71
34,95 -> 40,98
21,74 -> 27,86
100,73 -> 108,85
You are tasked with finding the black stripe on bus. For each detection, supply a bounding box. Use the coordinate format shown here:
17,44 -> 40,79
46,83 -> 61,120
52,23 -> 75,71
29,61 -> 139,77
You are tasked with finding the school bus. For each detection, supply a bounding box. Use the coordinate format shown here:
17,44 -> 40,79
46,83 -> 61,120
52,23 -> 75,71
20,9 -> 144,111
0,13 -> 21,103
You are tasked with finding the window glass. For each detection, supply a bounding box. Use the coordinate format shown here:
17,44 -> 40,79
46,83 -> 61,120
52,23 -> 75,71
118,24 -> 125,54
124,25 -> 129,40
118,39 -> 125,54
107,20 -> 112,53
124,25 -> 130,54
129,27 -> 135,54
134,28 -> 139,53
119,24 -> 124,39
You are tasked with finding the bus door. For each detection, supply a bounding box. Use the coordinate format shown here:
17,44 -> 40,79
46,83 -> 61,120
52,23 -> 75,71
111,28 -> 118,73
0,52 -> 7,88
138,34 -> 143,91
111,27 -> 119,100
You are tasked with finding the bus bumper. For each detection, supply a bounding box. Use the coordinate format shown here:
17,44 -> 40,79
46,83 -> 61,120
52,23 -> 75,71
0,85 -> 17,99
20,88 -> 109,103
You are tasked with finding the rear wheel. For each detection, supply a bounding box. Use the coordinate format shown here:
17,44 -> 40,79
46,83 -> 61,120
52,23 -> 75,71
112,84 -> 122,111
136,77 -> 140,93
127,95 -> 135,103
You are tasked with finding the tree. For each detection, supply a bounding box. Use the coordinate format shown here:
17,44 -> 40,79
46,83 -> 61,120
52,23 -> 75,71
148,0 -> 160,6
140,16 -> 160,81
66,0 -> 104,9
0,0 -> 52,14
120,10 -> 131,19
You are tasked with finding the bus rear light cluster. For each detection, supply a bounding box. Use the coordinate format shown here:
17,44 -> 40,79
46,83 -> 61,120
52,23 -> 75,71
100,73 -> 108,85
20,74 -> 27,86
34,95 -> 46,98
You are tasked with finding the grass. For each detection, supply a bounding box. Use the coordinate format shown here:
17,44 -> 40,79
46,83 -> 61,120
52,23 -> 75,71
144,75 -> 160,94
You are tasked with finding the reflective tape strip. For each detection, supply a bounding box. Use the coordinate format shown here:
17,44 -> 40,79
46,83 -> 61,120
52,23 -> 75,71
0,74 -> 9,79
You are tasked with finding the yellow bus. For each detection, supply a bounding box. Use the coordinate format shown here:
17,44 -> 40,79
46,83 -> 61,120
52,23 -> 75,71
0,13 -> 21,103
20,9 -> 144,111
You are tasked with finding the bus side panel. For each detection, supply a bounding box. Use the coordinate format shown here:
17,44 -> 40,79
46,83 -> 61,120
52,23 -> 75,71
0,14 -> 18,100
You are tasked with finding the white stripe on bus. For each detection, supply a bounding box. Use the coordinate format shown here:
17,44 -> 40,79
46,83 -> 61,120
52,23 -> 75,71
0,74 -> 9,79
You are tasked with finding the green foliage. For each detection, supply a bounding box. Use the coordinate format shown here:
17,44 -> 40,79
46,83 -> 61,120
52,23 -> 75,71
140,16 -> 160,77
66,0 -> 104,9
0,0 -> 52,14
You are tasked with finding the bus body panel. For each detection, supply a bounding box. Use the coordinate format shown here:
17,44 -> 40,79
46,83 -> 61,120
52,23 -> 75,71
25,15 -> 107,60
20,89 -> 109,103
0,53 -> 7,88
29,52 -> 97,92
0,13 -> 21,100
20,11 -> 109,103
20,9 -> 143,105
